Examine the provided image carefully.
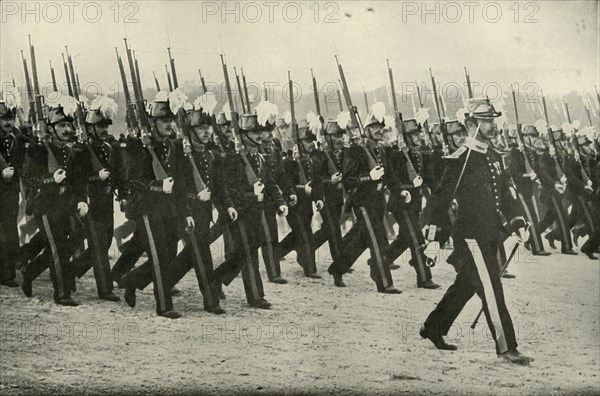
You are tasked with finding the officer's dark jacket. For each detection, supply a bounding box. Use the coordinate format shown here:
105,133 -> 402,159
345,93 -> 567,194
220,148 -> 285,214
1,126 -> 29,194
282,152 -> 323,212
385,145 -> 423,213
22,139 -> 88,216
125,136 -> 190,219
81,139 -> 127,218
342,141 -> 406,212
427,144 -> 520,242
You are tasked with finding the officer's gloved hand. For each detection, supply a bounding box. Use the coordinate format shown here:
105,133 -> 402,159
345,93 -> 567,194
527,171 -> 537,181
560,175 -> 567,184
253,181 -> 264,196
315,200 -> 324,211
2,166 -> 14,180
162,177 -> 174,194
584,185 -> 593,194
587,179 -> 593,188
304,182 -> 312,195
289,194 -> 298,206
278,205 -> 288,217
412,175 -> 423,187
77,202 -> 89,217
119,199 -> 127,212
554,183 -> 565,194
227,207 -> 238,222
99,169 -> 110,181
185,216 -> 195,234
400,190 -> 411,203
331,172 -> 342,183
54,169 -> 67,184
369,166 -> 384,181
198,188 -> 211,201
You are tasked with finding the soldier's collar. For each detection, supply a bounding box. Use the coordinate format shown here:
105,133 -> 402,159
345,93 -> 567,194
464,137 -> 488,154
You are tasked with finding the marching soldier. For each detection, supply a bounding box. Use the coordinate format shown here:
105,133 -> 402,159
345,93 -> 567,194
280,119 -> 324,278
507,125 -> 550,256
384,118 -> 440,289
327,114 -> 407,294
420,98 -> 533,365
72,97 -> 123,302
21,102 -> 89,306
121,95 -> 192,318
578,129 -> 599,258
537,128 -> 576,255
162,107 -> 232,315
213,114 -> 288,309
0,100 -> 28,287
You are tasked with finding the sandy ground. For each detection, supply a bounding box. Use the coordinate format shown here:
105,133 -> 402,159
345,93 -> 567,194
1,231 -> 599,395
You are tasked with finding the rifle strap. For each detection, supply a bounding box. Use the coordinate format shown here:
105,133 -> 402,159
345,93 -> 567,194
85,143 -> 106,172
42,138 -> 66,174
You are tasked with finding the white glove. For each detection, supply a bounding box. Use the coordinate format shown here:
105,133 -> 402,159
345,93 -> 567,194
253,181 -> 264,196
227,207 -> 238,222
412,176 -> 423,187
587,179 -> 593,188
584,185 -> 593,193
98,169 -> 110,181
289,194 -> 298,206
400,190 -> 411,203
331,172 -> 342,183
304,182 -> 312,195
185,216 -> 195,234
77,202 -> 88,217
527,171 -> 537,181
53,169 -> 67,184
555,183 -> 565,194
278,205 -> 288,217
1,166 -> 14,180
315,200 -> 324,211
369,166 -> 384,181
119,199 -> 127,212
198,189 -> 211,201
560,175 -> 567,184
162,177 -> 174,194
516,226 -> 530,244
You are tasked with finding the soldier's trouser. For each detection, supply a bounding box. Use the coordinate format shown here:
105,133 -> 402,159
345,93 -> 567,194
259,204 -> 282,280
163,206 -> 219,310
111,226 -> 145,280
280,206 -> 317,276
213,210 -> 265,304
385,208 -> 432,285
20,231 -> 45,264
563,195 -> 597,234
0,189 -> 20,281
327,204 -> 394,291
581,227 -> 600,254
516,192 -> 546,254
209,213 -> 236,261
312,196 -> 344,264
124,214 -> 178,314
423,238 -> 518,355
74,214 -> 115,296
22,212 -> 75,301
538,195 -> 573,251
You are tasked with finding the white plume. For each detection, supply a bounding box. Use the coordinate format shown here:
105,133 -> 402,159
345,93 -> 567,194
495,114 -> 509,131
283,111 -> 292,125
3,91 -> 20,109
168,88 -> 188,114
336,111 -> 351,130
222,102 -> 232,121
254,100 -> 279,125
572,119 -> 581,130
183,102 -> 194,111
562,122 -> 574,137
53,95 -> 79,117
534,119 -> 547,133
370,101 -> 386,123
306,111 -> 322,134
95,96 -> 119,120
578,126 -> 596,142
455,107 -> 467,125
155,90 -> 169,102
194,92 -> 218,115
415,107 -> 430,125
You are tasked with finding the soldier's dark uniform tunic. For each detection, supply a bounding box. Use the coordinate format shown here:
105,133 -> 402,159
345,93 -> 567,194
214,148 -> 285,304
312,147 -> 345,264
581,156 -> 600,257
507,146 -> 546,254
328,142 -> 404,291
280,152 -> 323,277
0,125 -> 28,284
536,150 -> 573,252
122,136 -> 189,314
164,142 -> 230,310
21,139 -> 88,301
75,139 -> 126,297
384,145 -> 434,286
423,143 -> 522,354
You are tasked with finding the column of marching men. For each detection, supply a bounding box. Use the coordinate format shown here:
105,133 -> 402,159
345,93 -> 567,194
0,91 -> 598,364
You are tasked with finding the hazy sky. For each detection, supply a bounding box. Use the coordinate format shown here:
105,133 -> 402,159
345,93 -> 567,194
1,0 -> 598,116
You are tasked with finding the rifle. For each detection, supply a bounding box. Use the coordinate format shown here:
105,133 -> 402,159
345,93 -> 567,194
61,53 -> 73,97
541,91 -> 566,187
115,48 -> 137,131
415,80 -> 433,148
198,69 -> 207,94
21,50 -> 36,124
167,47 -> 178,89
289,71 -> 309,185
49,60 -> 58,92
564,97 -> 591,183
220,55 -> 260,185
512,89 -> 536,176
464,67 -> 473,99
241,68 -> 251,113
312,70 -> 336,174
264,86 -> 268,102
178,111 -> 208,193
153,71 -> 161,92
336,88 -> 343,112
311,69 -> 321,116
362,86 -> 369,115
429,68 -> 450,153
29,36 -> 45,133
165,65 -> 173,92
323,92 -> 329,116
65,46 -> 79,98
234,67 -> 247,113
134,54 -> 144,102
